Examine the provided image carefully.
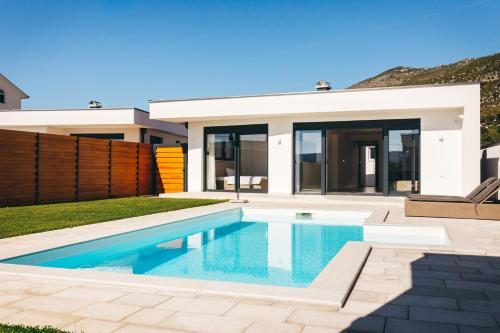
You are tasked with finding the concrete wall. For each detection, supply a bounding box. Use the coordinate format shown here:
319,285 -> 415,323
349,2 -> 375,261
187,107 -> 472,196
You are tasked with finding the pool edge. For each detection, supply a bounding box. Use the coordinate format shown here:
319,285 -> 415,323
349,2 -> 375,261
0,242 -> 372,308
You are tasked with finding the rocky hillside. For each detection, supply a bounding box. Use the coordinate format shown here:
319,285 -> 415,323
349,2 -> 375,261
349,53 -> 500,145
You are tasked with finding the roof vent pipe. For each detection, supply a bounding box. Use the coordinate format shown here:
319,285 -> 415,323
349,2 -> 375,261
315,80 -> 332,91
88,100 -> 102,109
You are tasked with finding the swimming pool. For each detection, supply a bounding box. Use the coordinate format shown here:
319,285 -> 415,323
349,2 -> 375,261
2,208 -> 367,288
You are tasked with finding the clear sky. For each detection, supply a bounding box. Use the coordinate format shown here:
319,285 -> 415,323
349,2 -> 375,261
1,0 -> 499,110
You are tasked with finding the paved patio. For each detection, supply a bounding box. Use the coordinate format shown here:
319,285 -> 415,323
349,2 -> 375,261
0,197 -> 500,332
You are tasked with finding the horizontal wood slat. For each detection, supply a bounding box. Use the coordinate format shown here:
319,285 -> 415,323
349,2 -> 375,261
156,146 -> 185,194
0,129 -> 155,207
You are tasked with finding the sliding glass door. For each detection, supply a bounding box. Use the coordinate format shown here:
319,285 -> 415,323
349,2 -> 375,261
205,125 -> 268,193
293,120 -> 420,196
206,133 -> 235,191
239,133 -> 268,192
388,129 -> 420,195
295,130 -> 322,193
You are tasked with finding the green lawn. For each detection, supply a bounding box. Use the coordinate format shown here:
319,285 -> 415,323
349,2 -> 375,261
0,197 -> 226,239
0,325 -> 66,333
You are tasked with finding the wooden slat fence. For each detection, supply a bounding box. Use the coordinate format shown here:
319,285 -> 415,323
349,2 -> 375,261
0,129 -> 156,207
155,146 -> 186,193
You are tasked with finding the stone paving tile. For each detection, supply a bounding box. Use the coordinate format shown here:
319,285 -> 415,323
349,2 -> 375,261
405,286 -> 488,301
63,318 -> 124,333
340,300 -> 408,319
113,324 -> 187,333
0,309 -> 81,329
458,300 -> 500,314
390,294 -> 459,310
409,306 -> 498,327
27,284 -> 72,296
351,280 -> 410,295
301,326 -> 343,333
445,280 -> 500,292
72,302 -> 141,321
243,321 -> 303,333
112,293 -> 170,307
486,291 -> 500,302
412,277 -> 446,287
0,308 -> 19,320
159,312 -> 252,333
0,293 -> 28,306
430,264 -> 480,274
385,318 -> 459,333
396,268 -> 462,281
458,325 -> 500,333
156,296 -> 236,315
348,290 -> 388,303
225,303 -> 292,322
0,280 -> 43,293
10,295 -> 91,314
122,308 -> 175,326
461,273 -> 500,284
52,286 -> 127,302
360,266 -> 385,275
288,309 -> 385,332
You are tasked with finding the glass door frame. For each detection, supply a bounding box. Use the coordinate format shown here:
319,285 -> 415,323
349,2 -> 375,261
204,124 -> 269,193
293,119 -> 421,196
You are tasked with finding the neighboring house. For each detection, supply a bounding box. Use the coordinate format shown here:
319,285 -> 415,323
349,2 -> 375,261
150,83 -> 480,197
0,73 -> 29,109
0,73 -> 187,144
0,107 -> 187,144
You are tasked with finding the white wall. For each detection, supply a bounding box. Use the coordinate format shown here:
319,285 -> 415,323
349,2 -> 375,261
187,107 -> 473,196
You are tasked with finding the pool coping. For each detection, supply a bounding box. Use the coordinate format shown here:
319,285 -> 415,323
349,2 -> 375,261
0,241 -> 371,309
0,203 -> 373,308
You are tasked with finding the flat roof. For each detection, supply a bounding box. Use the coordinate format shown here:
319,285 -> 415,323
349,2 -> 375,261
149,82 -> 480,104
149,82 -> 479,122
0,108 -> 187,137
7,107 -> 147,112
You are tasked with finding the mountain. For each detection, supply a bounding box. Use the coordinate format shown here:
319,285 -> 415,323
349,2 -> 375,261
348,53 -> 500,145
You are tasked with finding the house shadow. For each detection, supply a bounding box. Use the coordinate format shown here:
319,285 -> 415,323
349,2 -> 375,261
340,252 -> 500,333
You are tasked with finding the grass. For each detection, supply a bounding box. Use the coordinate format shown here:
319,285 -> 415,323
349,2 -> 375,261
0,325 -> 66,333
0,197 -> 226,239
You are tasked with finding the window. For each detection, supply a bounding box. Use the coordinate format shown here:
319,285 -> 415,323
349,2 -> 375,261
150,135 -> 163,144
0,89 -> 4,104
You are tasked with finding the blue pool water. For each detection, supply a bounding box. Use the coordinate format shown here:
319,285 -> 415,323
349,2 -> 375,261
2,209 -> 363,287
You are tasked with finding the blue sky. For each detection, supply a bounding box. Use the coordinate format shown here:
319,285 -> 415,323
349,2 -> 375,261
1,0 -> 499,110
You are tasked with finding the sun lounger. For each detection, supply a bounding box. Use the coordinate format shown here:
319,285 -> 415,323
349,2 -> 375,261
405,178 -> 500,220
407,177 -> 496,203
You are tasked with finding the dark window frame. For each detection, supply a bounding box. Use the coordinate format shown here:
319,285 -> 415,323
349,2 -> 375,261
204,124 -> 269,193
292,119 -> 421,196
0,89 -> 5,104
70,133 -> 124,140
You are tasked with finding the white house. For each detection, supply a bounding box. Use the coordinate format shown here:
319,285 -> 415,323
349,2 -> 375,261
0,73 -> 29,110
150,83 -> 480,196
0,107 -> 187,144
0,74 -> 187,144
